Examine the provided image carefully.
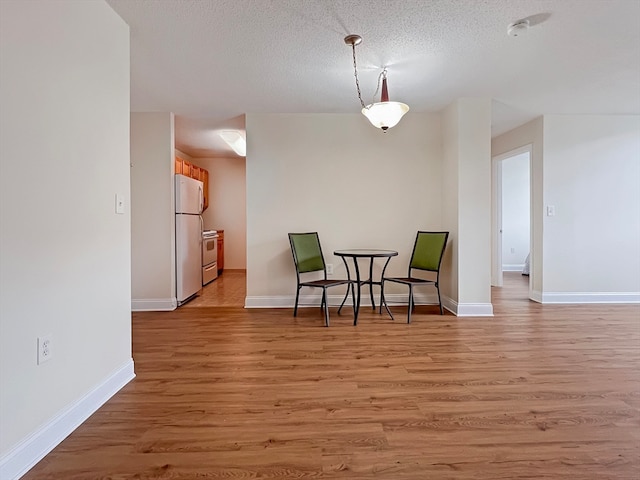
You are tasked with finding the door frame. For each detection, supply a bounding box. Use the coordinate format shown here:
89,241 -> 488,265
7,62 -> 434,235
491,144 -> 532,287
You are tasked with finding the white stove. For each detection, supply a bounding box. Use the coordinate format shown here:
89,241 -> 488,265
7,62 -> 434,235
202,230 -> 219,285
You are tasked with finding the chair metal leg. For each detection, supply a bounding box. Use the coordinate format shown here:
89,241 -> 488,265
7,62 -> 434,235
337,287 -> 349,314
337,256 -> 352,315
294,286 -> 301,317
407,285 -> 414,324
323,288 -> 330,327
320,290 -> 326,313
380,279 -> 394,320
351,282 -> 357,326
436,283 -> 443,315
368,257 -> 375,310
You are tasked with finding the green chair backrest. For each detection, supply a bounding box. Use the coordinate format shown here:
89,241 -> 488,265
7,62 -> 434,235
409,231 -> 449,272
289,232 -> 325,273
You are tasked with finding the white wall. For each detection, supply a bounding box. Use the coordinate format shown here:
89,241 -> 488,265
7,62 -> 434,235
0,1 -> 133,476
542,115 -> 640,300
245,113 -> 442,306
501,152 -> 530,270
493,115 -> 640,303
189,157 -> 247,270
441,103 -> 460,302
130,113 -> 176,311
441,99 -> 493,315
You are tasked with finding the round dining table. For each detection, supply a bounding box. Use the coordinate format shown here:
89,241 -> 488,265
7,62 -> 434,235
333,249 -> 398,324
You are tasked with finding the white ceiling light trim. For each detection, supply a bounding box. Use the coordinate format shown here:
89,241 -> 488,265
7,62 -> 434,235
219,130 -> 246,156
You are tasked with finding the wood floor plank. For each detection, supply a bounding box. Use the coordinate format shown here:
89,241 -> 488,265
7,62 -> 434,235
21,273 -> 640,479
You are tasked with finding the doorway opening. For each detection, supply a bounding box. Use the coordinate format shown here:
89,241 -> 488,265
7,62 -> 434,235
175,152 -> 248,309
492,146 -> 532,298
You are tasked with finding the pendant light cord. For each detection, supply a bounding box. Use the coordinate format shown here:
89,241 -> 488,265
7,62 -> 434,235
350,42 -> 387,109
371,69 -> 386,104
350,43 -> 367,109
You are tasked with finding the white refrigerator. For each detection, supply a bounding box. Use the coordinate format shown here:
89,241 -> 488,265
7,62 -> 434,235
175,174 -> 204,305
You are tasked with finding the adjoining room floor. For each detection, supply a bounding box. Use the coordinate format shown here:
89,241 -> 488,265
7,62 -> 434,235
185,269 -> 246,307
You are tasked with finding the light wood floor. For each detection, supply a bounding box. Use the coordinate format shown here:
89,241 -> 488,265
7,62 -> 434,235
185,269 -> 247,307
23,273 -> 640,479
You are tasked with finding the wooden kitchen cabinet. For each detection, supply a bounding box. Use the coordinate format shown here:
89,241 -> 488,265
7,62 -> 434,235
216,230 -> 224,273
175,157 -> 183,175
203,170 -> 209,210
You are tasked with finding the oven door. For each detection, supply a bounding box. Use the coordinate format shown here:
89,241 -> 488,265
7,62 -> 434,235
202,235 -> 218,266
203,262 -> 218,285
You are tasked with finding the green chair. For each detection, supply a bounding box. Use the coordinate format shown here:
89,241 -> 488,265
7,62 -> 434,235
380,231 -> 449,323
288,232 -> 355,327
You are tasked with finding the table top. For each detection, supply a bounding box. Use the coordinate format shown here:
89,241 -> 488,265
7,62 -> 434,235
333,249 -> 398,258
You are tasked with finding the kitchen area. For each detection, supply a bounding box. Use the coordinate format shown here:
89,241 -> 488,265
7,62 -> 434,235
129,113 -> 246,312
175,156 -> 232,306
192,227 -> 246,308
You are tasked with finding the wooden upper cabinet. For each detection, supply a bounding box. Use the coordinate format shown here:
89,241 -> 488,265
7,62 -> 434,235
175,157 -> 183,175
203,170 -> 209,210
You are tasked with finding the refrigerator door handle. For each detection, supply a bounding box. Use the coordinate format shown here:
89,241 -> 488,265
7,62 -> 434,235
198,185 -> 204,214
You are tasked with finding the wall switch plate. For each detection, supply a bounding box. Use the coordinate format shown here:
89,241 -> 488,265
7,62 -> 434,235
38,336 -> 52,364
326,263 -> 334,275
115,194 -> 125,214
546,205 -> 556,216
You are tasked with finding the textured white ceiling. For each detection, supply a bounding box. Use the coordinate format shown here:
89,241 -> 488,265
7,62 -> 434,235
106,0 -> 640,157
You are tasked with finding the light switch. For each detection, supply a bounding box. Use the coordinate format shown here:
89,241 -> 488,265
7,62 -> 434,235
115,194 -> 125,214
546,205 -> 556,216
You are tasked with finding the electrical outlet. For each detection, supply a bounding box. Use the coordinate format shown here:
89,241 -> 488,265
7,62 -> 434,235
326,263 -> 334,275
510,247 -> 515,254
38,336 -> 52,365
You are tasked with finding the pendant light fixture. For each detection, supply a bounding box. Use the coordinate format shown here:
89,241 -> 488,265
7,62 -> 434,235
344,34 -> 409,132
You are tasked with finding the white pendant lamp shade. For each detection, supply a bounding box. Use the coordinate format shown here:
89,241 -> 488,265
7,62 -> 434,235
362,101 -> 409,130
361,74 -> 409,131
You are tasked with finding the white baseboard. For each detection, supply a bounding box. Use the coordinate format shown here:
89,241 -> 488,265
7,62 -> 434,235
502,264 -> 525,272
540,292 -> 640,304
245,293 -> 438,309
443,295 -> 494,316
245,295 -> 295,308
245,292 -> 455,313
0,360 -> 135,480
456,303 -> 494,316
131,297 -> 177,311
250,290 -> 639,311
530,289 -> 543,303
516,289 -> 638,304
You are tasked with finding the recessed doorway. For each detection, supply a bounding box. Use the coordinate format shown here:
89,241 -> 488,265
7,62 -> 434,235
492,146 -> 531,296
